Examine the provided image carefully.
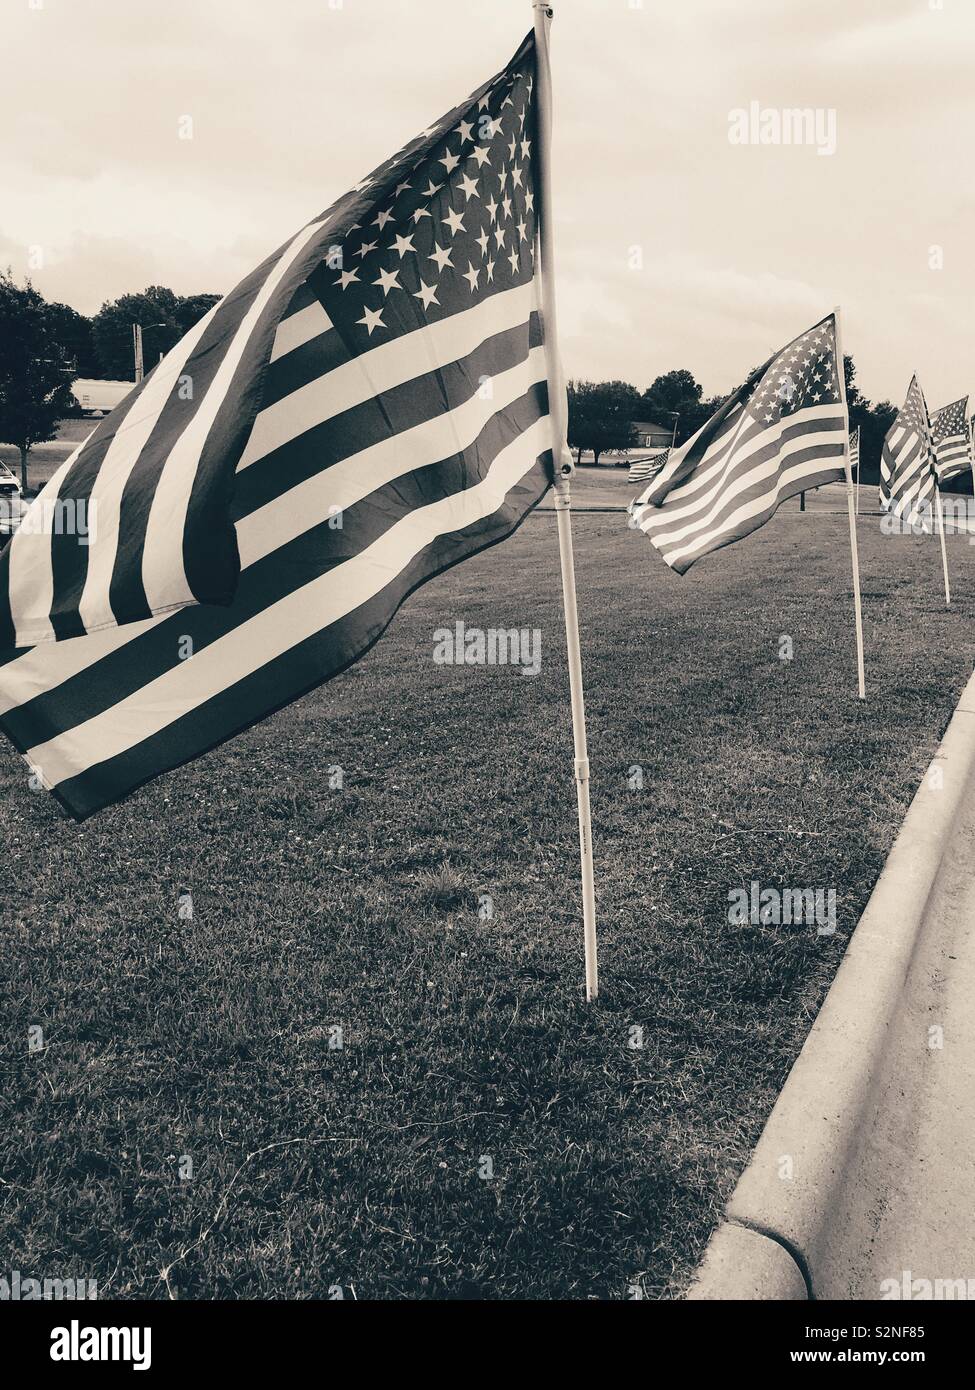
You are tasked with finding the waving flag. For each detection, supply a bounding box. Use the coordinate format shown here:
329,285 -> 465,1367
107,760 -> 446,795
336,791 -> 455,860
629,314 -> 848,573
628,450 -> 669,487
930,396 -> 972,485
880,376 -> 935,527
0,33 -> 552,818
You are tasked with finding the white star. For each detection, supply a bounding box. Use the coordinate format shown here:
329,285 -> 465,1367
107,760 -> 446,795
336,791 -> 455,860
373,209 -> 394,231
508,137 -> 517,160
463,264 -> 480,293
485,258 -> 496,283
485,196 -> 499,222
456,119 -> 474,142
520,138 -> 532,159
357,305 -> 386,336
428,243 -> 454,273
413,280 -> 440,310
335,268 -> 360,290
458,172 -> 480,201
526,190 -> 535,212
355,240 -> 378,259
391,232 -> 416,258
423,180 -> 443,198
508,250 -> 520,275
478,94 -> 491,111
440,150 -> 460,174
511,165 -> 524,189
475,229 -> 490,257
412,207 -> 432,224
394,181 -> 411,197
373,266 -> 401,296
494,226 -> 506,250
470,144 -> 492,168
517,219 -> 528,242
443,206 -> 466,236
501,196 -> 513,219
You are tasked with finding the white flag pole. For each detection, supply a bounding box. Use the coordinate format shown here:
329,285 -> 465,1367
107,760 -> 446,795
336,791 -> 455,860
919,380 -> 950,607
935,481 -> 951,607
833,307 -> 866,700
533,0 -> 598,1001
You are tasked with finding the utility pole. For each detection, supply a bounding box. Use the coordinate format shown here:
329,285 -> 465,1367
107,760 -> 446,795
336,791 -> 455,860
132,323 -> 145,383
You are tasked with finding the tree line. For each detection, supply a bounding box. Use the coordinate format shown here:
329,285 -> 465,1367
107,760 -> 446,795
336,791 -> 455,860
569,361 -> 904,485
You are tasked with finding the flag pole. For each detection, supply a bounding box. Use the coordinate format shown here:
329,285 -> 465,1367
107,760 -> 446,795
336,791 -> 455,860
919,380 -> 950,607
533,0 -> 598,1001
833,307 -> 866,700
935,482 -> 951,606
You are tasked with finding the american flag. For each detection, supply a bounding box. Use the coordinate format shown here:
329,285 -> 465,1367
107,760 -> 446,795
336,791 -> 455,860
0,33 -> 552,818
880,376 -> 935,527
930,396 -> 972,484
629,314 -> 848,573
628,449 -> 669,487
849,425 -> 860,474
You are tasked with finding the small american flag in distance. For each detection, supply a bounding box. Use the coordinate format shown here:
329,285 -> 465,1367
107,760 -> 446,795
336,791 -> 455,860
629,313 -> 848,574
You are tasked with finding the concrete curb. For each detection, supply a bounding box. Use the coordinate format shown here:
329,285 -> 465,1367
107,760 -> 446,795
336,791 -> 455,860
688,667 -> 975,1301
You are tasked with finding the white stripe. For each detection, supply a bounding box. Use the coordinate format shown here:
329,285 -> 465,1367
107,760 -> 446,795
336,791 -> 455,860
139,218 -> 331,614
6,442 -> 89,646
72,305 -> 221,637
270,300 -> 334,362
238,346 -> 547,568
238,278 -> 540,468
0,614 -> 165,718
25,415 -> 551,787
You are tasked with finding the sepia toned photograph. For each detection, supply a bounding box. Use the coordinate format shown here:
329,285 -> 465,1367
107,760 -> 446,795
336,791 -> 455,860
1,0 -> 973,1360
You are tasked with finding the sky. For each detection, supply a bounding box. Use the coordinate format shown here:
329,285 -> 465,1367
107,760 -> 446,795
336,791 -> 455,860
2,0 -> 973,406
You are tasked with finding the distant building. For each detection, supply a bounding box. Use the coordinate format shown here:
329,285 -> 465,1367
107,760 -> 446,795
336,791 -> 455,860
71,378 -> 133,416
631,421 -> 675,450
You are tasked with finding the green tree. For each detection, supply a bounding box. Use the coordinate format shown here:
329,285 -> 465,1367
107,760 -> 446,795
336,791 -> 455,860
45,301 -> 98,379
0,272 -> 76,491
92,286 -> 221,379
641,368 -> 711,445
567,379 -> 640,466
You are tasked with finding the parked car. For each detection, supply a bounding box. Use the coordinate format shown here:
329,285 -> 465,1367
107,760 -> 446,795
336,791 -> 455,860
0,462 -> 30,546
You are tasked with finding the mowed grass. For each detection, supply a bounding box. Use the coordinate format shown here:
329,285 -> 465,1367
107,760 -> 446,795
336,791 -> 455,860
2,498 -> 974,1300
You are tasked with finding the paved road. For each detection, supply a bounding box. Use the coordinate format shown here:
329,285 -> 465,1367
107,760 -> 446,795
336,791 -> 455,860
822,753 -> 975,1299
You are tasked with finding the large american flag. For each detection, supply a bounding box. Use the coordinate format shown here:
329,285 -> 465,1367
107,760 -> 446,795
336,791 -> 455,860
930,395 -> 972,485
880,376 -> 935,527
628,314 -> 848,573
0,33 -> 552,818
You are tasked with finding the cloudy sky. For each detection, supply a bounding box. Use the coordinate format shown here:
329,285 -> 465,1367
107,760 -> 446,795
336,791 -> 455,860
3,0 -> 972,405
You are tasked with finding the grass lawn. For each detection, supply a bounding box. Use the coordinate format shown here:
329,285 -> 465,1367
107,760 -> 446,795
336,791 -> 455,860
1,496 -> 974,1299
